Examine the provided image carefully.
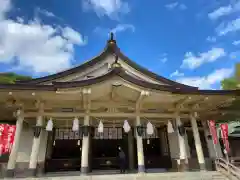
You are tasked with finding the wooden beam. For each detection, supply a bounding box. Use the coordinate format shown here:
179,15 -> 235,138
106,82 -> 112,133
23,112 -> 189,119
174,96 -> 191,109
136,91 -> 150,112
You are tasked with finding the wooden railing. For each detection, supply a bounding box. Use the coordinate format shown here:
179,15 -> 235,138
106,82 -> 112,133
215,158 -> 240,180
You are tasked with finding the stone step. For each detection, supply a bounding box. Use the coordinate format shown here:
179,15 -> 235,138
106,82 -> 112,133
7,171 -> 227,180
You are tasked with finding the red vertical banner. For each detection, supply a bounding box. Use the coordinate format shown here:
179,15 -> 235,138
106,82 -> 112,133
220,124 -> 230,153
208,120 -> 218,144
3,124 -> 9,154
8,125 -> 16,152
0,124 -> 5,155
2,124 -> 9,154
0,124 -> 16,156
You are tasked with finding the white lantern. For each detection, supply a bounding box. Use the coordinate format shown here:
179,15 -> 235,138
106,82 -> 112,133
98,120 -> 104,133
123,120 -> 131,133
146,122 -> 154,135
167,120 -> 174,133
46,118 -> 53,131
72,117 -> 79,131
16,109 -> 21,116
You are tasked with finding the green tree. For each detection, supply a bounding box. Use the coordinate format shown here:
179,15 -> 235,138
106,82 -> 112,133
218,63 -> 240,129
221,63 -> 240,90
0,72 -> 31,84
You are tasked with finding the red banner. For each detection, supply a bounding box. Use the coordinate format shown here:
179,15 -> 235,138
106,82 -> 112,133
0,124 -> 5,155
8,125 -> 16,152
220,124 -> 230,153
0,124 -> 16,156
208,120 -> 218,144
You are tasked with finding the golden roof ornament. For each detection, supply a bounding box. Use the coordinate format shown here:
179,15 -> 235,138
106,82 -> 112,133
111,54 -> 121,68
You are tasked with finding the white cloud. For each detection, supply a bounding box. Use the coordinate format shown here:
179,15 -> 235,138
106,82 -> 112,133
94,23 -> 135,36
62,27 -> 86,45
206,36 -> 217,43
111,24 -> 135,34
159,53 -> 168,63
0,0 -> 11,20
181,47 -> 226,70
82,0 -> 130,19
170,70 -> 184,77
165,2 -> 187,10
160,57 -> 167,63
176,68 -> 234,89
208,1 -> 240,20
233,40 -> 240,45
37,8 -> 56,18
0,0 -> 86,74
217,18 -> 240,36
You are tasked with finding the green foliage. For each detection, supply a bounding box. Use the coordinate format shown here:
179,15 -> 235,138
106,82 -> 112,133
221,78 -> 238,90
221,63 -> 240,90
219,63 -> 240,129
0,72 -> 32,84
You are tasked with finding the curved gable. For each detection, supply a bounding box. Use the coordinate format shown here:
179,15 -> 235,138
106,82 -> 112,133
17,35 -> 197,89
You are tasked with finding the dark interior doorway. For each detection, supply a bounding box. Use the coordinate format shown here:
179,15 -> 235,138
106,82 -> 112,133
91,127 -> 129,170
45,128 -> 82,172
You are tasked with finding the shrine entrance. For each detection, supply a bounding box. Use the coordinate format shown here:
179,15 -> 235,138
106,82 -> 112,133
90,127 -> 129,171
45,128 -> 82,172
134,126 -> 172,171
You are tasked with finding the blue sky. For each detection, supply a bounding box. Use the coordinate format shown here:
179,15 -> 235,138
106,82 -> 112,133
0,0 -> 239,89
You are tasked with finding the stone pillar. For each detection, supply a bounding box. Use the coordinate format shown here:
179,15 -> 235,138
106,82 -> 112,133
176,116 -> 188,171
128,129 -> 134,170
6,109 -> 24,178
81,114 -> 90,174
136,116 -> 145,173
28,114 -> 43,176
190,113 -> 205,170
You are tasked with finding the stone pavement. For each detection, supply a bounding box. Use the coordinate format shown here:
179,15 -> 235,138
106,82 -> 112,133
2,171 -> 227,180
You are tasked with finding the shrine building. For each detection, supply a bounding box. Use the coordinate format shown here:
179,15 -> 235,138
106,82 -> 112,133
0,33 -> 239,178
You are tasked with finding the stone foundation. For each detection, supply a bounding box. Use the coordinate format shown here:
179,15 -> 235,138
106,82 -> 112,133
1,161 -> 45,178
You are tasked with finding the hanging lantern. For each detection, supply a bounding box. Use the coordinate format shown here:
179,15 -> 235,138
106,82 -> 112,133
147,139 -> 150,145
16,109 -> 21,116
46,118 -> 53,131
77,140 -> 80,146
178,125 -> 186,136
72,117 -> 79,132
98,120 -> 104,133
167,120 -> 174,133
146,122 -> 154,135
123,120 -> 131,133
136,126 -> 144,136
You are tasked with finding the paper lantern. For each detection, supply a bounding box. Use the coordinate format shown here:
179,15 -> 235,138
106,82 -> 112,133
98,120 -> 104,133
123,120 -> 131,133
167,120 -> 174,133
72,117 -> 79,131
146,122 -> 154,135
46,118 -> 53,131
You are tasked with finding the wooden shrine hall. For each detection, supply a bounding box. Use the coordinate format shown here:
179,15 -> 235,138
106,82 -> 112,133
0,33 -> 239,178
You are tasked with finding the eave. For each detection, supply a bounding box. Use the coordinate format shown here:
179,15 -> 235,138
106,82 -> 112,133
0,66 -> 240,96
